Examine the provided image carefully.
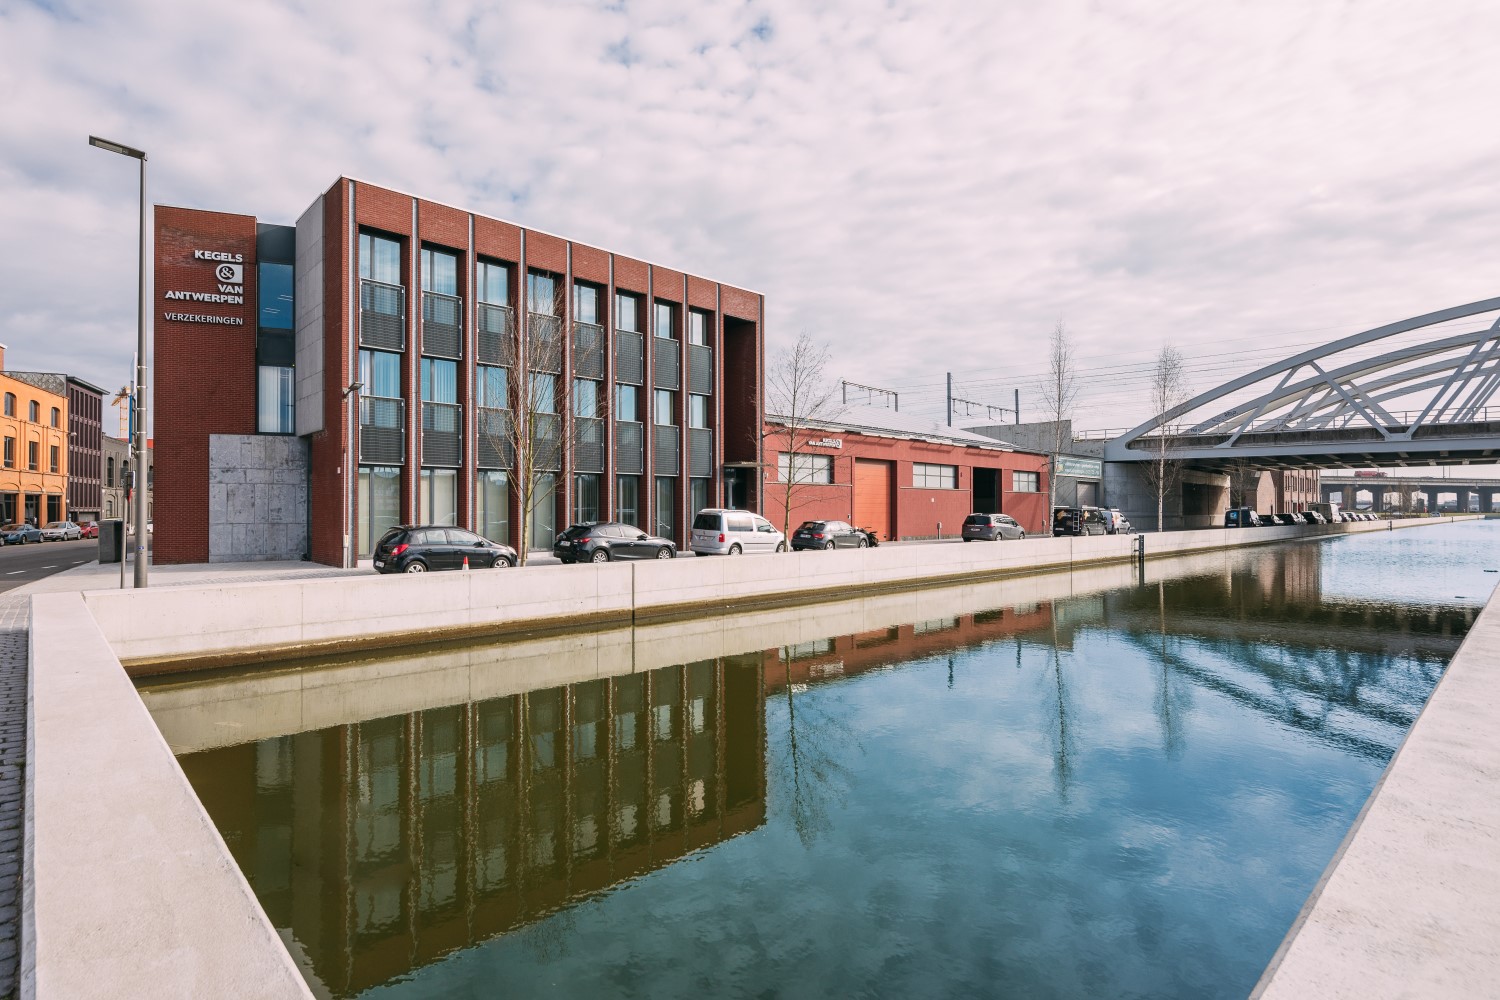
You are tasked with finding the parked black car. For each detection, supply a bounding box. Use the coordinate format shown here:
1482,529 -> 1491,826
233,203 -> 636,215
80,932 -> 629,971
1224,507 -> 1262,528
554,522 -> 676,563
961,512 -> 1026,541
791,520 -> 869,550
1052,506 -> 1107,536
1299,511 -> 1327,525
1274,512 -> 1300,526
373,525 -> 516,573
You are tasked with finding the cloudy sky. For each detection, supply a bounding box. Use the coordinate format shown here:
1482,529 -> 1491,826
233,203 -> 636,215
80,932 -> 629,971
3,0 -> 1498,434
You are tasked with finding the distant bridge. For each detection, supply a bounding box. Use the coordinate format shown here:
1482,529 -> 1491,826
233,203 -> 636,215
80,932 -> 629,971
1105,297 -> 1500,471
1321,474 -> 1500,512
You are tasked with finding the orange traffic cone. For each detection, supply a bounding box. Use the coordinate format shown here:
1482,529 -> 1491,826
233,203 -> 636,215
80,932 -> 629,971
462,555 -> 470,571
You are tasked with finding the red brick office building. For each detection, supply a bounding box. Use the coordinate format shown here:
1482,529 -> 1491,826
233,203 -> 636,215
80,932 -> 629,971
762,408 -> 1051,541
154,177 -> 764,565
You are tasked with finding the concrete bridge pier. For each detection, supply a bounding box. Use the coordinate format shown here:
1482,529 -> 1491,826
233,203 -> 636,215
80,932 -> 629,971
1342,486 -> 1357,510
1425,489 -> 1440,513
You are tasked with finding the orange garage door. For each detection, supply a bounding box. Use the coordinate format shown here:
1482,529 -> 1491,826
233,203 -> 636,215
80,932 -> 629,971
853,459 -> 894,542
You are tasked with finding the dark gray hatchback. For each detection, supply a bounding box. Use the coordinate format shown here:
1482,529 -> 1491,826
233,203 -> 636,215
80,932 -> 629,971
553,522 -> 677,563
373,525 -> 517,573
961,512 -> 1026,541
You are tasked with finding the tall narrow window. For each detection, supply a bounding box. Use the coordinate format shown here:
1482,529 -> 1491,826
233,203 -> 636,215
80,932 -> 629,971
419,468 -> 458,525
28,401 -> 39,423
616,292 -> 640,333
574,473 -> 600,523
476,470 -> 509,543
359,350 -> 402,398
476,366 -> 508,409
689,310 -> 710,346
654,389 -> 674,425
617,475 -> 640,528
616,384 -> 639,422
358,467 -> 401,557
421,358 -> 458,404
528,271 -> 558,315
573,379 -> 599,418
421,247 -> 458,295
359,232 -> 402,284
257,366 -> 295,434
531,374 -> 557,414
3,437 -> 13,470
655,476 -> 676,542
49,445 -> 58,473
50,407 -> 60,428
477,261 -> 510,304
574,284 -> 599,325
27,441 -> 38,471
688,394 -> 709,429
654,300 -> 677,339
3,394 -> 13,417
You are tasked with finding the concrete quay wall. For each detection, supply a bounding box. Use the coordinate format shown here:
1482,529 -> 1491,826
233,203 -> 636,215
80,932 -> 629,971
87,515 -> 1461,672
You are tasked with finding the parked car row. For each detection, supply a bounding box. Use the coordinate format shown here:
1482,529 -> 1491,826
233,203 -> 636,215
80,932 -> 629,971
1051,506 -> 1132,537
1225,507 -> 1379,527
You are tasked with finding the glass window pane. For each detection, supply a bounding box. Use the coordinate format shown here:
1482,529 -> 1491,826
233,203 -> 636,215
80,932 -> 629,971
422,248 -> 458,295
476,366 -> 508,409
688,394 -> 709,429
528,272 -> 558,315
528,473 -> 556,550
420,468 -> 458,525
360,351 -> 401,398
654,390 -> 673,426
359,466 -> 401,557
476,470 -> 509,544
574,380 -> 598,419
655,477 -> 675,541
689,310 -> 710,346
617,475 -> 639,527
258,263 -> 294,330
574,474 -> 599,523
531,374 -> 557,413
616,385 -> 638,422
476,261 -> 509,305
421,358 -> 458,403
654,301 -> 676,339
574,284 -> 599,325
616,293 -> 638,333
360,233 -> 401,284
257,365 -> 295,434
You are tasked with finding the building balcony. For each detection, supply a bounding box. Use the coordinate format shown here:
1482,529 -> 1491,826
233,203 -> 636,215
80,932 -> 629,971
477,303 -> 515,366
615,330 -> 644,385
689,428 -> 713,478
421,291 -> 462,359
615,420 -> 643,475
654,424 -> 679,475
476,407 -> 513,469
358,396 -> 405,465
688,344 -> 713,395
574,322 -> 604,379
653,337 -> 680,387
359,279 -> 405,351
421,401 -> 461,467
573,416 -> 604,473
528,313 -> 562,372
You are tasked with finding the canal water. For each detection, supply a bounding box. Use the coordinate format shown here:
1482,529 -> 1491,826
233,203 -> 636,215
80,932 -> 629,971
162,522 -> 1499,999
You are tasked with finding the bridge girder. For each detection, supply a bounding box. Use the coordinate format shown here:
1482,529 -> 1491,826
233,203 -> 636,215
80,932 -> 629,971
1106,296 -> 1500,467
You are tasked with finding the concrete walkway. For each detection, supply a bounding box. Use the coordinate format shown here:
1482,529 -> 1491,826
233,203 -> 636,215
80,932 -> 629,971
0,556 -> 367,1000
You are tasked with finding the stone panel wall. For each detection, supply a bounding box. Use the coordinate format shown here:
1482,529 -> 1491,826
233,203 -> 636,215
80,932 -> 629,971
208,435 -> 309,562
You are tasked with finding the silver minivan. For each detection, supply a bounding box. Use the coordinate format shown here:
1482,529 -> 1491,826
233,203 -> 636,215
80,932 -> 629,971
690,509 -> 787,555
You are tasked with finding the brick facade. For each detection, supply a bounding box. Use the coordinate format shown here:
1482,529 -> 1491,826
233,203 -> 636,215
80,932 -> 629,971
154,179 -> 764,565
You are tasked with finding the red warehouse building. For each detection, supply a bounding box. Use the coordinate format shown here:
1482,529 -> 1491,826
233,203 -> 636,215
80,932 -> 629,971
152,177 -> 764,565
762,408 -> 1050,541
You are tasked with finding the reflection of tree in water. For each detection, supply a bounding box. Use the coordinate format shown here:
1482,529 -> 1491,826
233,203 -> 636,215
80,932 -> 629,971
1154,581 -> 1193,758
1044,618 -> 1076,801
775,661 -> 861,847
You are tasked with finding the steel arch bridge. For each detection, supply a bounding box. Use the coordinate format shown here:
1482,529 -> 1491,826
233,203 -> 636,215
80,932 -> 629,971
1105,296 -> 1500,470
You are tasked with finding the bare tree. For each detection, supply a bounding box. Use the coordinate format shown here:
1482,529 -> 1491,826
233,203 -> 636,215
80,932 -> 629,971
1040,321 -> 1079,512
479,275 -> 605,565
765,332 -> 843,540
1140,343 -> 1188,531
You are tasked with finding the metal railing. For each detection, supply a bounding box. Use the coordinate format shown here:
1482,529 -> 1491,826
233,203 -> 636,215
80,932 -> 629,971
359,280 -> 405,350
476,303 -> 515,365
421,401 -> 461,466
358,396 -> 405,464
528,313 -> 562,372
574,322 -> 605,379
422,291 -> 462,359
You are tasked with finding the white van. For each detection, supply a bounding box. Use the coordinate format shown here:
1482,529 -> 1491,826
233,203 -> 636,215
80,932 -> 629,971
690,509 -> 787,556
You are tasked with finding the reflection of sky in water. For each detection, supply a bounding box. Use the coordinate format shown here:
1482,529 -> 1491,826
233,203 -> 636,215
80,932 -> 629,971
1319,520 -> 1500,606
355,525 -> 1481,1000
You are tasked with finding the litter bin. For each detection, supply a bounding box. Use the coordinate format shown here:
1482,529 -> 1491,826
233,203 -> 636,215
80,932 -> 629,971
98,519 -> 125,564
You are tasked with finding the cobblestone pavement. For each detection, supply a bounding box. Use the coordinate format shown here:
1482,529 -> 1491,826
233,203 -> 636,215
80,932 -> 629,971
0,595 -> 29,1000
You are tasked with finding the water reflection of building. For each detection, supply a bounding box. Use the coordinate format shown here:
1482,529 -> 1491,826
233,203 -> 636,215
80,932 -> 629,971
181,656 -> 766,998
763,602 -> 1054,692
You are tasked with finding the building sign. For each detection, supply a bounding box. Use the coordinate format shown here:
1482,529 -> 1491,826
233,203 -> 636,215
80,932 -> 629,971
1057,455 -> 1102,478
163,246 -> 248,323
809,437 -> 843,449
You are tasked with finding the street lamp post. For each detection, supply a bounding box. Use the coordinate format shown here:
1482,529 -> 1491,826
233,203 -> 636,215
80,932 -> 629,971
341,381 -> 364,568
89,134 -> 149,587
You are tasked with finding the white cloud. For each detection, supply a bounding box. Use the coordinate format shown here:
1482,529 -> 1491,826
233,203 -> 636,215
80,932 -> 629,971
2,0 -> 1498,433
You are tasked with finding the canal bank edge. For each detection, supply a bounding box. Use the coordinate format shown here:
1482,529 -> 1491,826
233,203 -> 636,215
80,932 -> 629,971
1251,544 -> 1500,998
95,516 -> 1465,676
18,515 -> 1473,999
